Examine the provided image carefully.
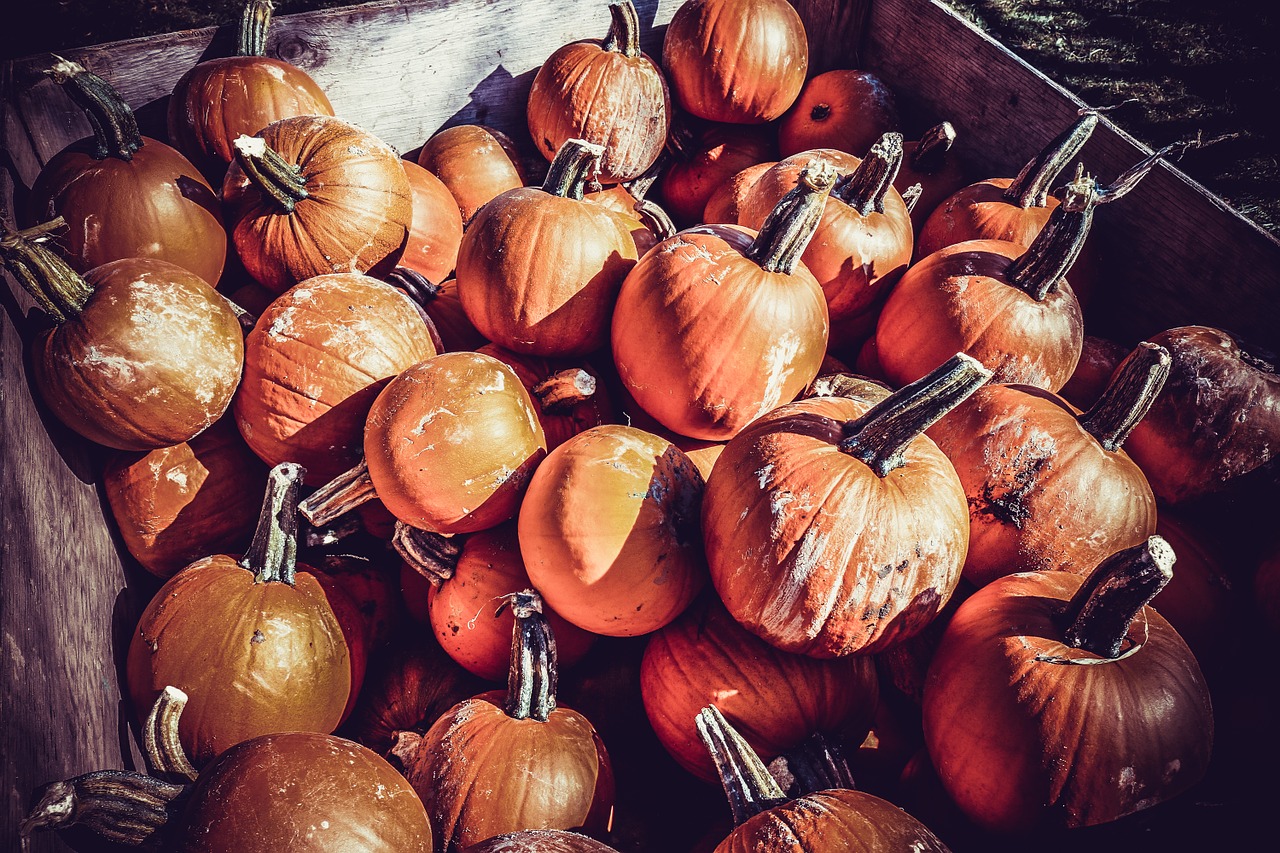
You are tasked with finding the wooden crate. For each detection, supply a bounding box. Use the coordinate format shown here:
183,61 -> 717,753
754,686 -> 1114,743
3,0 -> 1277,850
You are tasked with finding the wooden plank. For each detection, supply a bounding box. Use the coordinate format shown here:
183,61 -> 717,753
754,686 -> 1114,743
861,0 -> 1280,350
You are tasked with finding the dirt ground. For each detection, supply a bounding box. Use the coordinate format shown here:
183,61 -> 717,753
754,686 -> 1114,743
5,0 -> 1276,235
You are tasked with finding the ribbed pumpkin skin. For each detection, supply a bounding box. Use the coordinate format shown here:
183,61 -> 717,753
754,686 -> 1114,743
126,558 -> 355,765
174,732 -> 432,853
461,829 -> 619,852
519,426 -> 707,636
527,36 -> 670,183
402,159 -> 465,284
703,396 -> 968,658
611,226 -> 829,441
28,137 -> 226,286
923,571 -> 1213,833
640,595 -> 878,781
103,419 -> 265,578
364,352 -> 547,535
222,115 -> 412,294
457,188 -> 638,357
167,56 -> 334,180
703,161 -> 774,225
405,692 -> 613,852
417,125 -> 528,224
662,0 -> 808,124
233,273 -> 437,482
32,258 -> 244,451
740,151 -> 913,349
926,384 -> 1157,587
714,789 -> 950,853
428,522 -> 596,681
874,239 -> 1084,392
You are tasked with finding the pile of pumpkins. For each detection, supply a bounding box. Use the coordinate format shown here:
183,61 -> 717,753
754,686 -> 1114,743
7,0 -> 1278,850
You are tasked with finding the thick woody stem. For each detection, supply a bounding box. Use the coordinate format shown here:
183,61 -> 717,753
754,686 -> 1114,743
504,590 -> 558,722
831,132 -> 904,216
534,368 -> 598,414
634,199 -> 677,241
142,687 -> 200,782
1005,171 -> 1098,301
386,267 -> 442,304
232,135 -> 310,213
0,218 -> 91,322
602,1 -> 641,57
626,153 -> 667,201
238,0 -> 275,57
241,462 -> 305,584
1004,111 -> 1098,208
392,521 -> 461,586
1078,342 -> 1171,451
46,56 -> 142,160
543,139 -> 606,200
19,771 -> 186,849
298,458 -> 378,528
696,705 -> 789,827
910,122 -> 957,174
746,159 -> 837,274
1062,536 -> 1175,658
839,353 -> 992,477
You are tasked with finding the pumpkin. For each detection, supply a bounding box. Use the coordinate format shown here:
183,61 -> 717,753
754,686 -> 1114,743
925,341 -> 1167,587
739,136 -> 913,349
656,121 -> 776,227
662,0 -> 808,124
417,124 -> 529,224
166,0 -> 335,181
298,351 -> 547,535
1059,333 -> 1130,410
428,521 -> 596,680
697,706 -> 950,852
232,272 -> 437,482
103,418 -> 265,579
519,425 -> 707,636
640,593 -> 878,782
477,343 -> 615,450
461,829 -> 620,852
922,537 -> 1214,832
703,161 -> 775,225
457,138 -> 639,357
702,354 -> 988,657
394,591 -> 614,851
1,222 -> 243,451
385,269 -> 488,352
28,58 -> 227,287
401,159 -> 465,285
126,464 -> 365,766
527,0 -> 670,183
222,115 -> 412,294
1151,511 -> 1238,665
585,180 -> 670,256
317,551 -> 404,651
894,122 -> 968,234
875,171 -> 1093,392
777,69 -> 899,159
612,160 -> 833,441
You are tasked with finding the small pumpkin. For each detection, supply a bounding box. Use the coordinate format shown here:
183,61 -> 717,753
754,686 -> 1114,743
656,121 -> 777,227
417,124 -> 529,224
703,161 -> 775,225
777,69 -> 899,159
461,830 -> 620,852
385,269 -> 488,352
1059,333 -> 1130,410
401,159 -> 465,285
478,343 -> 615,451
894,122 -> 968,234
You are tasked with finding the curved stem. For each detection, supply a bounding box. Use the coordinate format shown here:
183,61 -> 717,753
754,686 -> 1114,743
542,139 -> 606,200
634,198 -> 677,242
746,159 -> 837,274
392,522 -> 461,586
19,771 -> 186,848
0,218 -> 91,323
1005,170 -> 1098,301
831,132 -> 903,216
910,122 -> 957,174
386,266 -> 442,304
602,1 -> 641,57
696,705 -> 788,827
534,367 -> 598,414
46,57 -> 142,161
238,0 -> 275,57
625,153 -> 666,201
241,462 -> 305,585
1096,135 -> 1210,205
1062,536 -> 1175,658
840,354 -> 992,477
1078,342 -> 1171,451
298,458 -> 377,528
1003,111 -> 1098,208
142,687 -> 200,782
232,135 -> 309,213
504,590 -> 558,722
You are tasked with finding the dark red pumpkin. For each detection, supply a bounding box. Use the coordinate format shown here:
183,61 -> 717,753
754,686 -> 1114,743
1059,333 -> 1130,410
656,121 -> 776,227
777,70 -> 899,159
894,122 -> 968,234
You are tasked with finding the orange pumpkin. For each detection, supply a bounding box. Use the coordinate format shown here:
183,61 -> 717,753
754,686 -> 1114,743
478,343 -> 615,451
400,159 -> 464,285
417,124 -> 529,224
894,122 -> 968,234
656,121 -> 776,227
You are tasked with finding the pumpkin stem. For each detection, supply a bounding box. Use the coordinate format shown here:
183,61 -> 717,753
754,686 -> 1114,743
696,705 -> 789,826
831,132 -> 904,216
634,198 -> 677,242
232,134 -> 310,213
504,590 -> 558,722
1003,111 -> 1098,209
392,521 -> 461,586
241,462 -> 305,585
839,353 -> 992,477
1005,170 -> 1098,301
0,218 -> 92,323
386,266 -> 443,304
602,1 -> 641,58
142,687 -> 200,783
1062,536 -> 1175,658
1096,135 -> 1204,205
1078,342 -> 1171,452
625,153 -> 666,201
298,458 -> 378,528
746,159 -> 838,274
543,138 -> 607,200
534,367 -> 599,414
238,0 -> 275,57
19,770 -> 187,849
45,56 -> 143,161
901,182 -> 923,214
768,733 -> 856,799
910,122 -> 957,174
